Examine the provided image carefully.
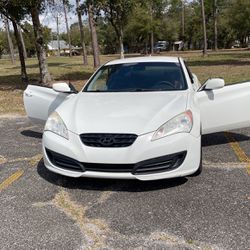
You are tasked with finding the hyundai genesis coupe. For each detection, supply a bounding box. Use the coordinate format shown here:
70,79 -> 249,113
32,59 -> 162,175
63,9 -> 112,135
23,56 -> 250,180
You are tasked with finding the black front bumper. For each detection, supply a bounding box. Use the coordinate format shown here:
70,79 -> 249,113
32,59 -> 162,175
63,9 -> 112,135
45,148 -> 187,175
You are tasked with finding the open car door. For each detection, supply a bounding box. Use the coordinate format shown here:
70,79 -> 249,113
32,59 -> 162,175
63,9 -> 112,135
23,85 -> 73,124
197,80 -> 250,135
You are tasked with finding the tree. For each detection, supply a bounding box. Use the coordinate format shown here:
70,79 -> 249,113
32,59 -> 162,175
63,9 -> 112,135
228,0 -> 250,47
22,22 -> 51,57
63,0 -> 72,56
138,0 -> 168,54
12,20 -> 28,83
213,0 -> 218,51
86,1 -> 100,68
76,0 -> 88,65
3,17 -> 15,64
125,4 -> 152,53
201,0 -> 207,55
99,0 -> 134,58
29,1 -> 51,85
181,0 -> 185,40
18,25 -> 27,59
0,31 -> 6,59
0,1 -> 29,84
0,0 -> 53,85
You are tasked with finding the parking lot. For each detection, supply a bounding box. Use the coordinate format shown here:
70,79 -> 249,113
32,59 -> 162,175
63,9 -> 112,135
0,116 -> 249,250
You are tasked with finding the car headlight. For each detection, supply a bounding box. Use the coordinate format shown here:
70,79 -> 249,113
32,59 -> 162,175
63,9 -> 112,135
152,110 -> 193,141
44,111 -> 69,139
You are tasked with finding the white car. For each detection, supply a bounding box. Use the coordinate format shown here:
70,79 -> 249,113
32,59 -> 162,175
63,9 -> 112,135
23,56 -> 250,181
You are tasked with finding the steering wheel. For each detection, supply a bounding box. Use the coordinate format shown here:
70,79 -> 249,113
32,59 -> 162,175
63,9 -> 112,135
155,81 -> 176,90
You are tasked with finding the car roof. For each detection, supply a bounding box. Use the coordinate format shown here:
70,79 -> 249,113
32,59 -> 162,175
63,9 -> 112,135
105,56 -> 180,66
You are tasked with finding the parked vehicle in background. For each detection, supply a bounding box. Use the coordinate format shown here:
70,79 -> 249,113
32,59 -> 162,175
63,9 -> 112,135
154,41 -> 169,52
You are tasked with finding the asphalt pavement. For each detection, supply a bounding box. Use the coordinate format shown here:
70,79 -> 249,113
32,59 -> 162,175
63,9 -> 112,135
0,117 -> 249,250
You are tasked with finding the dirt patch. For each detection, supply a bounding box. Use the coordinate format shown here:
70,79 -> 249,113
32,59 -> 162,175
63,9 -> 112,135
0,155 -> 7,164
53,190 -> 110,249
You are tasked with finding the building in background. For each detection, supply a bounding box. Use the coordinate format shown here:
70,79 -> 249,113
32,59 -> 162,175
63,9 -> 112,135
47,40 -> 81,56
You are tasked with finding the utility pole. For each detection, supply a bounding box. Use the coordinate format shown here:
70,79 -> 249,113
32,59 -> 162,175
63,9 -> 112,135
201,0 -> 207,56
4,17 -> 15,64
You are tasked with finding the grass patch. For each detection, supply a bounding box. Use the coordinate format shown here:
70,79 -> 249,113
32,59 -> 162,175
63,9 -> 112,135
0,90 -> 25,115
1,50 -> 250,115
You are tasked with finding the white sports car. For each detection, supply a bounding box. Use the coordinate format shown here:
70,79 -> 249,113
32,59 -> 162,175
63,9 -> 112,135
23,56 -> 250,181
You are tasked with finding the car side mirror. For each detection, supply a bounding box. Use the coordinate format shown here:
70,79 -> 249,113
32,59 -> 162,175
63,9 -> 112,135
52,82 -> 77,93
200,78 -> 225,91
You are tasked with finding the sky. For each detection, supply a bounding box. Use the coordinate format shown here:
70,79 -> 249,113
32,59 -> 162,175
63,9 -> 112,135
40,0 -> 81,33
0,0 -> 87,33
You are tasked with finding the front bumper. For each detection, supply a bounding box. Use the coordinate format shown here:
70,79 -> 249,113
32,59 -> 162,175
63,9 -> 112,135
42,130 -> 201,181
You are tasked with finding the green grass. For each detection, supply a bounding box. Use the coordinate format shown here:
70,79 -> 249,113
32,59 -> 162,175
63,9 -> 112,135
1,50 -> 250,114
0,55 -> 119,90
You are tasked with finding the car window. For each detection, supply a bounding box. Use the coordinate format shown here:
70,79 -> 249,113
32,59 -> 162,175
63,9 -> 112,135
84,62 -> 187,92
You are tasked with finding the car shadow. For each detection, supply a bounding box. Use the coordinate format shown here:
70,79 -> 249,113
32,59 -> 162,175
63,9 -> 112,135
21,130 -> 43,139
36,159 -> 188,192
202,131 -> 250,147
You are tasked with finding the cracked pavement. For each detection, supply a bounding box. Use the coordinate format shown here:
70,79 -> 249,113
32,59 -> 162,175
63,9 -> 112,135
0,117 -> 249,250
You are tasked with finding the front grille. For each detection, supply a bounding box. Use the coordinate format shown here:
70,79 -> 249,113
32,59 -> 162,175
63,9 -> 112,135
45,148 -> 186,175
80,133 -> 138,147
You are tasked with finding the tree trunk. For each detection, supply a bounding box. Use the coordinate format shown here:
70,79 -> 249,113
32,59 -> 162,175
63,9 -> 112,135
201,0 -> 207,56
181,0 -> 185,39
213,0 -> 218,51
150,31 -> 154,55
119,28 -> 124,59
31,7 -> 51,85
18,25 -> 27,59
12,20 -> 28,84
76,0 -> 88,65
88,3 -> 100,68
63,0 -> 72,57
4,18 -> 15,64
145,35 -> 149,55
150,5 -> 154,55
56,14 -> 60,57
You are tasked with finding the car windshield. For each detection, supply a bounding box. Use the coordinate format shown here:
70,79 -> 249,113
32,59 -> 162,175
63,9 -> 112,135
84,62 -> 187,92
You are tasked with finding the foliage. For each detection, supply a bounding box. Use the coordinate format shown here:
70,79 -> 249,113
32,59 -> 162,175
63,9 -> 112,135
59,22 -> 91,48
0,34 -> 5,58
21,22 -> 51,57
